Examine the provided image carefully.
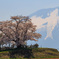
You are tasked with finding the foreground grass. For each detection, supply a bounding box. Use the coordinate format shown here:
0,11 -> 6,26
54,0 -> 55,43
0,48 -> 59,59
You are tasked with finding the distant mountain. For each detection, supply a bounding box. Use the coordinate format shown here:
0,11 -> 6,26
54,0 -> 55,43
27,7 -> 59,50
30,7 -> 59,18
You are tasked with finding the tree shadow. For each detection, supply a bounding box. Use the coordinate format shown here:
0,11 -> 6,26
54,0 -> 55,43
9,47 -> 34,58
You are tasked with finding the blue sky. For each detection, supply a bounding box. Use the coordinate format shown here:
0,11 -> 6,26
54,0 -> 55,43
0,0 -> 59,21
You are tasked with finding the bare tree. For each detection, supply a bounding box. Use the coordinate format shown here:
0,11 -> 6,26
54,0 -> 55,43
0,16 -> 41,48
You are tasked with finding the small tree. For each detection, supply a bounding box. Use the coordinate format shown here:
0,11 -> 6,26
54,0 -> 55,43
33,43 -> 39,48
30,44 -> 33,48
0,16 -> 41,48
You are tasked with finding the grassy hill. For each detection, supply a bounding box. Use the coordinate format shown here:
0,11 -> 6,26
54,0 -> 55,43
0,48 -> 59,59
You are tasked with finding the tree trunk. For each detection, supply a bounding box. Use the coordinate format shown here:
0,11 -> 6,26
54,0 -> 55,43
17,44 -> 22,48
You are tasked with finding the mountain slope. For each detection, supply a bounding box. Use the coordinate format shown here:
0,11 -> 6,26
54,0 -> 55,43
27,7 -> 59,50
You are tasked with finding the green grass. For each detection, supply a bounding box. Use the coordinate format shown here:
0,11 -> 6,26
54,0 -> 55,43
0,48 -> 59,59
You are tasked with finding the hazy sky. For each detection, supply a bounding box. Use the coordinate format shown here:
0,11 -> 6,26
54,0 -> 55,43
0,0 -> 59,20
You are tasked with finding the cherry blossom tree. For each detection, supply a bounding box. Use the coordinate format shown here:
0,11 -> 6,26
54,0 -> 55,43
0,16 -> 41,48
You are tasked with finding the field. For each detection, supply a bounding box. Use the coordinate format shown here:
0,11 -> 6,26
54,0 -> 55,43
0,48 -> 59,59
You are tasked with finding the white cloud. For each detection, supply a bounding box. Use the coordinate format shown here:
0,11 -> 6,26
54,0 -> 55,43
31,9 -> 59,40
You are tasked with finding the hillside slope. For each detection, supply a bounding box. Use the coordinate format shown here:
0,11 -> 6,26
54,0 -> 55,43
0,48 -> 59,59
